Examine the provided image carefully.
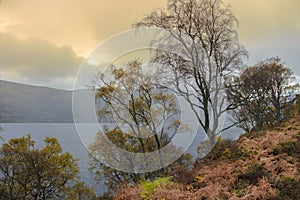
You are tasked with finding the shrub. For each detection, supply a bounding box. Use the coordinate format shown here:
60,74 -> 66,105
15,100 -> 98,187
206,138 -> 256,161
169,165 -> 194,184
237,162 -> 269,185
205,138 -> 235,160
140,176 -> 173,200
276,176 -> 300,199
280,140 -> 297,156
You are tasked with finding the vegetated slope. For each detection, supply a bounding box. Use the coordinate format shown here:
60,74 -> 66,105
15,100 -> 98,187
115,115 -> 300,199
0,80 -> 73,123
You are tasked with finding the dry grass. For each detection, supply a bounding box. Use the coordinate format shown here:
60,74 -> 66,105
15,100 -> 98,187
114,116 -> 300,199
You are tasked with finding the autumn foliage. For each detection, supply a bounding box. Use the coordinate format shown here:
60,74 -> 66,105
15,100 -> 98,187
0,135 -> 96,200
114,112 -> 300,199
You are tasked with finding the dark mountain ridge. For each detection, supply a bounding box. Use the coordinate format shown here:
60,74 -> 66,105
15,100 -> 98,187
0,80 -> 73,123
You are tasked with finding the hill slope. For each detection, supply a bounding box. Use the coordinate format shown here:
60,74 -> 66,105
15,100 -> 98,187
0,81 -> 73,123
116,116 -> 300,199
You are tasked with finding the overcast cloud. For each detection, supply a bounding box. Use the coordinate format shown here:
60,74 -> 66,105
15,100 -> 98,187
0,31 -> 83,89
0,0 -> 299,89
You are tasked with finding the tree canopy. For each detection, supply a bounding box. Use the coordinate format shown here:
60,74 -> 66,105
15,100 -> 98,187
0,134 -> 96,200
89,60 -> 193,191
227,57 -> 299,131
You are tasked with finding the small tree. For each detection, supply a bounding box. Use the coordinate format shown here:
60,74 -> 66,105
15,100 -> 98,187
227,57 -> 299,131
89,60 -> 193,191
0,134 -> 96,200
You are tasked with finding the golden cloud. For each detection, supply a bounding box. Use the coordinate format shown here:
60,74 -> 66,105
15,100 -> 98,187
0,31 -> 83,87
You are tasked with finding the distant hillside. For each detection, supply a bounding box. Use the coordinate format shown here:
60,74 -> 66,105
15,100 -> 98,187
0,80 -> 73,123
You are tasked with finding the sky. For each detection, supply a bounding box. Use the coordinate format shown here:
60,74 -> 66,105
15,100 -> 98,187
0,0 -> 299,89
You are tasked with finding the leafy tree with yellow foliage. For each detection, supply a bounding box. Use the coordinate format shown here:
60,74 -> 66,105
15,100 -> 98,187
0,134 -> 96,200
89,60 -> 193,191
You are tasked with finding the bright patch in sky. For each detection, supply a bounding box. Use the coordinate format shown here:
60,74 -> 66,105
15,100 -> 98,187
0,0 -> 299,89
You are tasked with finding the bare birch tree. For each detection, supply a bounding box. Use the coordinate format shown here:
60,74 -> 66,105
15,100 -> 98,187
135,0 -> 247,154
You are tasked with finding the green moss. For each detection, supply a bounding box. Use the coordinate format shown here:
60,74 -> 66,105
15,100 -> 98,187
238,146 -> 257,159
223,148 -> 232,158
282,121 -> 291,127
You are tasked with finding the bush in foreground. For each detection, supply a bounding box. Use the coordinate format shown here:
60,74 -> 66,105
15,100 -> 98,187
0,134 -> 96,200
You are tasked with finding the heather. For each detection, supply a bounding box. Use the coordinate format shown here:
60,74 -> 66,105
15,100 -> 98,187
113,113 -> 300,199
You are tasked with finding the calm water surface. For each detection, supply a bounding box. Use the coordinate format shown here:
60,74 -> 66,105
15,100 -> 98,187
0,122 -> 242,196
0,123 -> 105,195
